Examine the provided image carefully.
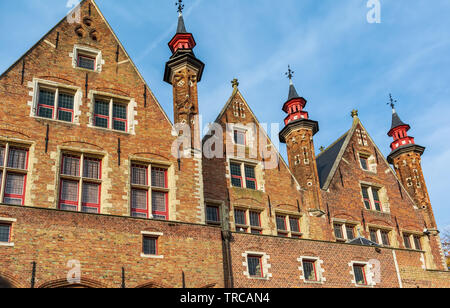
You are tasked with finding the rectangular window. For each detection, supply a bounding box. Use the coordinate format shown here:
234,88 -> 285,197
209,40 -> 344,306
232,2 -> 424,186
303,260 -> 318,281
37,87 -> 75,122
234,130 -> 246,145
346,225 -> 355,240
249,211 -> 261,234
1,146 -> 29,206
362,187 -> 371,210
334,224 -> 343,239
247,256 -> 263,278
77,54 -> 96,70
0,223 -> 11,243
234,209 -> 246,227
59,154 -> 101,213
244,165 -> 257,190
413,236 -> 422,250
290,217 -> 300,233
206,205 -> 220,225
353,264 -> 367,285
130,164 -> 168,220
93,97 -> 128,132
403,234 -> 411,249
380,230 -> 390,246
276,215 -> 288,236
142,236 -> 157,255
360,155 -> 369,170
230,163 -> 242,188
370,229 -> 378,244
372,189 -> 382,212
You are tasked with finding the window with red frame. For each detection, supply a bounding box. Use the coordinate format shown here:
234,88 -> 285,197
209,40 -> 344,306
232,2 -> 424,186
234,209 -> 247,232
130,164 -> 168,220
302,260 -> 318,281
289,217 -> 301,237
249,211 -> 262,234
353,264 -> 368,285
59,154 -> 101,213
94,97 -> 128,132
230,163 -> 242,188
0,146 -> 28,206
244,165 -> 257,190
37,87 -> 75,122
362,187 -> 371,210
247,255 -> 263,278
276,215 -> 288,236
372,189 -> 382,211
0,223 -> 11,243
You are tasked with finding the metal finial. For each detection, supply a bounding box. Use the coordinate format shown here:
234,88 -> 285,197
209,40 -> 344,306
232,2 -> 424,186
351,109 -> 359,118
388,93 -> 397,109
176,0 -> 184,14
319,146 -> 325,152
285,65 -> 294,80
231,78 -> 239,88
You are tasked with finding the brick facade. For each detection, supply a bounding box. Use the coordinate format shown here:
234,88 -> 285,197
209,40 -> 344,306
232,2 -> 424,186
0,0 -> 447,288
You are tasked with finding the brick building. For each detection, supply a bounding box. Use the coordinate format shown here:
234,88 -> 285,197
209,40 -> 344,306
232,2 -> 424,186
0,0 -> 448,288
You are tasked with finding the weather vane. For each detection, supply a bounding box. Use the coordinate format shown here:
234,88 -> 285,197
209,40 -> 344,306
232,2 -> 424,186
285,65 -> 294,80
176,0 -> 184,14
388,93 -> 397,109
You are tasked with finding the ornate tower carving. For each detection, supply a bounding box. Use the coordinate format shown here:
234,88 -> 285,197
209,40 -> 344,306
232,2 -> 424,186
164,0 -> 205,150
279,66 -> 322,212
386,95 -> 437,230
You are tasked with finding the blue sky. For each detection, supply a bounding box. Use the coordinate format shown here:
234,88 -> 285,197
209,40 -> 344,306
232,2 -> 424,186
0,0 -> 449,231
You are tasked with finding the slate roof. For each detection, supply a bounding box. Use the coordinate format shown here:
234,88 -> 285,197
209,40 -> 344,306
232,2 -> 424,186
287,83 -> 300,101
316,133 -> 348,188
348,236 -> 380,247
390,110 -> 409,131
177,14 -> 187,34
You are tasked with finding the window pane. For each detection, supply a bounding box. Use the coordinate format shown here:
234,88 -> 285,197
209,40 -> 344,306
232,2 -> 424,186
370,229 -> 378,243
372,189 -> 380,201
151,168 -> 166,188
132,165 -> 147,186
354,265 -> 366,285
95,116 -> 108,128
290,218 -> 300,233
81,206 -> 99,214
7,148 -> 27,169
58,110 -> 73,122
82,182 -> 99,205
244,165 -> 255,179
131,189 -> 147,210
113,120 -> 126,132
403,235 -> 411,249
58,93 -> 74,110
83,158 -> 100,179
0,146 -> 5,167
231,177 -> 242,188
381,231 -> 390,246
94,100 -> 109,116
346,225 -> 355,240
414,236 -> 422,250
234,130 -> 245,145
78,55 -> 95,70
113,103 -> 127,119
39,89 -> 55,107
234,209 -> 246,225
152,191 -> 167,219
276,216 -> 286,231
62,156 -> 80,176
247,256 -> 262,277
360,157 -> 368,170
5,173 -> 25,196
60,180 -> 79,202
206,206 -> 220,223
0,224 -> 11,243
249,211 -> 260,227
143,237 -> 157,255
334,224 -> 343,239
60,204 -> 77,212
230,163 -> 241,176
303,261 -> 317,281
38,106 -> 53,119
362,187 -> 371,210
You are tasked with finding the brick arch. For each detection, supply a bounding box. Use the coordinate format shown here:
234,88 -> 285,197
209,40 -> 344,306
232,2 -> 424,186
274,203 -> 298,212
37,76 -> 76,85
332,212 -> 359,222
366,219 -> 393,227
135,280 -> 171,289
0,271 -> 25,288
61,140 -> 105,152
38,277 -> 108,289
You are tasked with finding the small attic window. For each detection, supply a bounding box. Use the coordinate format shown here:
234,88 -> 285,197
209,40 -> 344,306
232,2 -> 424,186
77,54 -> 95,70
71,45 -> 103,72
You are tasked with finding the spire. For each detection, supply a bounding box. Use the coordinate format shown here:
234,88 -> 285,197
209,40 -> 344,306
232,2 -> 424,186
176,0 -> 187,34
388,94 -> 409,131
386,94 -> 415,152
285,65 -> 301,101
167,0 -> 196,54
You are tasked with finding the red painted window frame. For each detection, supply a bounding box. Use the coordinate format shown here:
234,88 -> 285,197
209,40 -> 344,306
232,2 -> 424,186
56,93 -> 75,123
249,211 -> 262,234
230,163 -> 243,188
77,54 -> 96,71
362,186 -> 371,210
354,264 -> 368,285
112,103 -> 128,132
372,189 -> 382,211
289,217 -> 301,233
37,89 -> 55,119
244,165 -> 257,190
151,168 -> 168,220
234,209 -> 247,230
276,215 -> 288,236
0,223 -> 12,243
247,255 -> 263,278
94,100 -> 110,129
59,155 -> 81,211
3,148 -> 29,206
303,259 -> 318,281
131,164 -> 149,218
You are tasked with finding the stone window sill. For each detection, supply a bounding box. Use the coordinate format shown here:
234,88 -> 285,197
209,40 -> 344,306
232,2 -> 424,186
0,242 -> 14,247
140,254 -> 164,259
